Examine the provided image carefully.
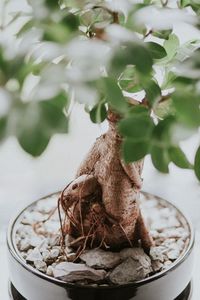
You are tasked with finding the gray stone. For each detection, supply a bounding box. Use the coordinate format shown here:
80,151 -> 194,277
109,257 -> 151,285
26,247 -> 43,262
151,260 -> 163,272
167,248 -> 180,260
80,249 -> 121,269
120,248 -> 152,270
53,262 -> 106,282
34,260 -> 47,273
150,246 -> 166,262
163,260 -> 173,269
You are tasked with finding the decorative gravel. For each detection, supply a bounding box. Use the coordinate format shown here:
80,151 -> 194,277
14,192 -> 190,286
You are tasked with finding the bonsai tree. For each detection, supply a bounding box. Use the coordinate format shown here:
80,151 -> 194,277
1,0 -> 200,255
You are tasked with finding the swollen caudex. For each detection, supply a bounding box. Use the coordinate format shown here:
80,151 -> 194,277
57,111 -> 153,256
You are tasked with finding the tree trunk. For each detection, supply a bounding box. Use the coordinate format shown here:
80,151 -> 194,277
61,110 -> 153,253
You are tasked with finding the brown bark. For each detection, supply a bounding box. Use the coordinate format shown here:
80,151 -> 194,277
60,111 -> 154,253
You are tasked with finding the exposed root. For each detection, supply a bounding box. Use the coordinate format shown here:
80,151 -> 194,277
57,178 -> 148,258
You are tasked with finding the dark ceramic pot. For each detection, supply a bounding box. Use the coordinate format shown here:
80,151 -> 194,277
7,192 -> 194,300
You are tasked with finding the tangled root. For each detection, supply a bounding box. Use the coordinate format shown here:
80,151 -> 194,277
57,180 -> 141,261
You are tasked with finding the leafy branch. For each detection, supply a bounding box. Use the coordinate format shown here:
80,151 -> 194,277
0,0 -> 200,180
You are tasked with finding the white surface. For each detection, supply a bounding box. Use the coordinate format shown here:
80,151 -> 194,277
0,106 -> 200,299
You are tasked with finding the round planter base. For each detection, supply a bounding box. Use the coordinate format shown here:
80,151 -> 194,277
7,192 -> 195,300
8,281 -> 192,300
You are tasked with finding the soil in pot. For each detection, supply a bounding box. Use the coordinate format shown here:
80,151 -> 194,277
14,192 -> 190,287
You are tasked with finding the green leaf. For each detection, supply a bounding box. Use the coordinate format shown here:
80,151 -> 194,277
169,146 -> 192,169
143,0 -> 152,3
162,71 -> 177,89
154,99 -> 174,118
152,116 -> 175,142
15,93 -> 68,156
180,0 -> 191,7
119,66 -> 142,93
16,20 -> 35,37
102,78 -> 128,114
0,117 -> 7,141
174,77 -> 195,85
128,43 -> 153,74
164,34 -> 180,60
128,105 -> 149,116
172,90 -> 200,128
151,145 -> 170,173
90,103 -> 107,124
43,23 -> 71,44
176,39 -> 200,62
143,80 -> 161,107
111,42 -> 153,77
45,0 -> 59,9
122,139 -> 149,163
194,146 -> 200,180
146,42 -> 167,59
1,56 -> 40,87
39,93 -> 68,134
152,29 -> 172,40
119,114 -> 154,140
18,125 -> 50,157
61,13 -> 80,31
0,47 -> 7,84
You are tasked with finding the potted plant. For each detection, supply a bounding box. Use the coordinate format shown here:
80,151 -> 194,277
1,0 -> 200,299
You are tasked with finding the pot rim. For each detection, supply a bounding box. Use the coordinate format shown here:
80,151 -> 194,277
7,191 -> 195,290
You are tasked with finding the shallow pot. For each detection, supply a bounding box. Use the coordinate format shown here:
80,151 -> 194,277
7,192 -> 194,300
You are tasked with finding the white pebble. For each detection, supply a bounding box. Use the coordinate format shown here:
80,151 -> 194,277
26,247 -> 43,262
34,260 -> 47,273
42,250 -> 50,261
50,248 -> 60,259
46,265 -> 54,276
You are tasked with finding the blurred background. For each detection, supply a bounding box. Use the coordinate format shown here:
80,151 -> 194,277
0,0 -> 200,299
